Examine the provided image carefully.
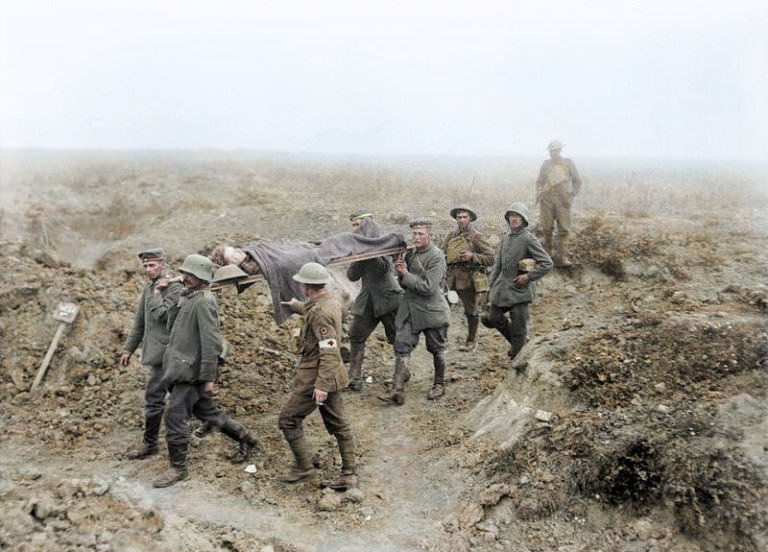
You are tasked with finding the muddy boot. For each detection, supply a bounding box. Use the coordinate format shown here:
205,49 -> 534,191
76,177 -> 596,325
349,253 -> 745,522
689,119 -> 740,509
507,335 -> 528,374
378,356 -> 408,406
221,420 -> 259,464
557,234 -> 573,267
193,421 -> 213,438
324,435 -> 358,491
459,314 -> 479,352
278,432 -> 316,483
126,414 -> 162,460
427,353 -> 447,400
152,444 -> 189,488
347,343 -> 364,392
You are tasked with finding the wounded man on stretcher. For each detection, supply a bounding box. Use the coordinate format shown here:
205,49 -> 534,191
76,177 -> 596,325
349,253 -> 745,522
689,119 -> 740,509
208,231 -> 408,325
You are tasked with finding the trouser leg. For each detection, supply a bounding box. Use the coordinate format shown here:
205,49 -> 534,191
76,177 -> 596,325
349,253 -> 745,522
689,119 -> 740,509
425,326 -> 448,400
488,303 -> 513,344
508,303 -> 531,372
277,383 -> 318,482
153,383 -> 197,488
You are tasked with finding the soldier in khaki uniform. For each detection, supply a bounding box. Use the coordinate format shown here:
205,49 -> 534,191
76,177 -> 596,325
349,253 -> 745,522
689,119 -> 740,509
346,209 -> 402,391
279,262 -> 357,490
120,248 -> 183,460
153,255 -> 259,488
487,203 -> 552,366
536,140 -> 583,266
379,217 -> 451,404
443,205 -> 494,352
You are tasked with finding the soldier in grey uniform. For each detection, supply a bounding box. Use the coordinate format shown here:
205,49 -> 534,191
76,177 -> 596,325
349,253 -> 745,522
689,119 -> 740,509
442,205 -> 495,352
486,203 -> 553,366
120,248 -> 183,460
153,254 -> 258,488
379,217 -> 451,404
279,262 -> 357,490
536,140 -> 583,266
346,209 -> 402,391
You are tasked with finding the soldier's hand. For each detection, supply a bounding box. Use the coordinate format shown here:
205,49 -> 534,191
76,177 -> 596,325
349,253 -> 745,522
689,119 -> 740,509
202,381 -> 216,398
513,274 -> 530,286
459,251 -> 473,262
119,353 -> 130,367
394,258 -> 408,275
313,388 -> 328,406
280,297 -> 302,311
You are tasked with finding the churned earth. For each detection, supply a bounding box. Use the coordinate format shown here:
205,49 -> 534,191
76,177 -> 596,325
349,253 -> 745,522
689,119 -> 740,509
0,151 -> 766,551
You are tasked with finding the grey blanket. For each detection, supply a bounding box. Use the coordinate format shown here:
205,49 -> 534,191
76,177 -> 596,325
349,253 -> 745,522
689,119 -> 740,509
244,232 -> 406,324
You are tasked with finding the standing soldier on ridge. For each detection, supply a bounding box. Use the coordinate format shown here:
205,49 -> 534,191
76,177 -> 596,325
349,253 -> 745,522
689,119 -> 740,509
443,205 -> 495,352
380,217 -> 451,404
120,248 -> 183,460
536,140 -> 583,266
153,254 -> 259,488
346,209 -> 402,392
278,262 -> 358,490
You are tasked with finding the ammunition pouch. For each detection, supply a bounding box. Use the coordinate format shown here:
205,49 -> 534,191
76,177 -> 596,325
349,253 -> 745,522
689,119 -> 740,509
471,269 -> 489,293
446,235 -> 470,264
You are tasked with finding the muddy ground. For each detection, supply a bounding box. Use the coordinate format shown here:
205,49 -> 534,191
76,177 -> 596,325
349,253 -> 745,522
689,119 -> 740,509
0,151 -> 767,551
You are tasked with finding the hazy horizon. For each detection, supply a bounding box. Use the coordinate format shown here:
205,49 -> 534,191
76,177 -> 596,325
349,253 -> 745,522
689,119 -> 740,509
2,1 -> 767,161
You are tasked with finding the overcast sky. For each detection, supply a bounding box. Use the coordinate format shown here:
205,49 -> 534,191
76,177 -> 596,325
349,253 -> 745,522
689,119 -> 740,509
1,1 -> 766,159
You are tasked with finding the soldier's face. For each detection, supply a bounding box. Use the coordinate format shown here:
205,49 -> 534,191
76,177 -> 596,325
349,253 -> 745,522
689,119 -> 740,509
455,211 -> 471,230
411,226 -> 432,249
181,271 -> 203,289
507,214 -> 524,230
143,261 -> 164,280
549,148 -> 561,160
351,219 -> 363,233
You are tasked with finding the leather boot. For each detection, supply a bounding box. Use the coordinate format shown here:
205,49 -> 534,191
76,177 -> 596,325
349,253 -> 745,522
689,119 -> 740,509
324,435 -> 358,491
347,343 -> 364,392
221,419 -> 259,464
427,353 -> 447,400
193,421 -> 213,438
459,314 -> 479,352
508,335 -> 528,374
558,234 -> 573,266
378,356 -> 408,406
152,443 -> 189,488
126,414 -> 162,460
278,432 -> 316,483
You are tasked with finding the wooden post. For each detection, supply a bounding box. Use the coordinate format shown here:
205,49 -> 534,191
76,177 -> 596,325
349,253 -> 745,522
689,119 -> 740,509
30,323 -> 66,392
30,302 -> 79,393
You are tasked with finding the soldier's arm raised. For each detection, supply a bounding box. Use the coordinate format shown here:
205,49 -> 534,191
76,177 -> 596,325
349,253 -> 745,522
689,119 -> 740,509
399,254 -> 444,297
147,281 -> 183,323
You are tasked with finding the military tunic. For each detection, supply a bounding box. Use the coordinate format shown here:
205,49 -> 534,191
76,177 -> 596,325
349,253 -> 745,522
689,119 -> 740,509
487,227 -> 552,338
122,278 -> 183,417
394,243 -> 451,355
161,289 -> 240,449
347,255 -> 402,344
536,157 -> 582,238
278,292 -> 353,441
442,226 -> 494,315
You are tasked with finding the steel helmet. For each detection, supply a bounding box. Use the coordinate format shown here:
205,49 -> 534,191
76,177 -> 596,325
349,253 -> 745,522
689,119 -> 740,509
179,254 -> 214,282
504,202 -> 530,225
547,140 -> 564,151
292,262 -> 333,285
449,204 -> 478,222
